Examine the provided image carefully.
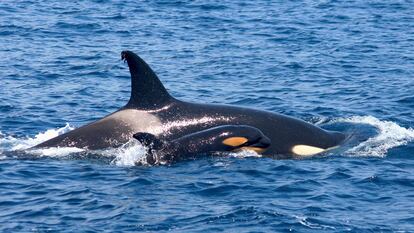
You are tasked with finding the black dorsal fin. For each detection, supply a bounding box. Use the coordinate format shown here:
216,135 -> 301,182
133,132 -> 165,150
121,50 -> 173,109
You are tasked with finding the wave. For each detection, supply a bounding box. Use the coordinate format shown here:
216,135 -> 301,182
333,116 -> 414,157
0,124 -> 151,166
1,115 -> 413,164
229,150 -> 262,158
99,140 -> 149,166
0,123 -> 74,152
0,123 -> 265,166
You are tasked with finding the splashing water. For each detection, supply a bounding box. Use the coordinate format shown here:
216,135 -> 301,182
29,147 -> 86,158
0,124 -> 151,165
229,149 -> 263,158
0,124 -> 74,151
101,139 -> 149,166
336,116 -> 414,157
1,115 -> 413,164
0,122 -> 264,166
0,124 -> 86,158
1,1 -> 413,230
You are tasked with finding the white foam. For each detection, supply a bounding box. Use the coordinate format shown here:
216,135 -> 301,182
101,139 -> 149,166
105,143 -> 264,166
312,116 -> 329,126
229,149 -> 263,158
0,124 -> 152,165
0,131 -> 4,154
29,147 -> 85,157
0,124 -> 84,158
0,123 -> 74,151
295,215 -> 336,230
3,115 -> 410,163
336,116 -> 414,157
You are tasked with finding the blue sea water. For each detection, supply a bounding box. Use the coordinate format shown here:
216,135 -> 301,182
1,0 -> 414,232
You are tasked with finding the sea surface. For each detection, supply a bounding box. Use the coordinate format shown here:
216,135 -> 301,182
1,0 -> 414,232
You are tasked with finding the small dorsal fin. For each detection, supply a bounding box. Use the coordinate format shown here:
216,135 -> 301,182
133,132 -> 166,165
121,50 -> 173,109
133,132 -> 164,150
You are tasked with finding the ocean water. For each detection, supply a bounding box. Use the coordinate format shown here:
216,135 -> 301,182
1,0 -> 414,232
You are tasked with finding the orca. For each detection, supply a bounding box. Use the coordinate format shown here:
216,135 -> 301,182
34,50 -> 345,158
133,125 -> 271,165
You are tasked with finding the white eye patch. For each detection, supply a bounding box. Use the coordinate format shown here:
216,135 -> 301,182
291,145 -> 325,156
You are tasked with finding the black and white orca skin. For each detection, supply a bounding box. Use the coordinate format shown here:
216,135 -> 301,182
133,125 -> 271,165
35,51 -> 345,158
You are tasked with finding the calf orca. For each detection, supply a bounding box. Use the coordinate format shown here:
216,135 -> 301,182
133,125 -> 271,165
35,50 -> 345,158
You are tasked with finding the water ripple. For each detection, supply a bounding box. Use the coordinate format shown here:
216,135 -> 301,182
1,0 -> 414,232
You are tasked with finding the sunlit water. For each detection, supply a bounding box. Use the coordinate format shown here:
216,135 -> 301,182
1,0 -> 414,232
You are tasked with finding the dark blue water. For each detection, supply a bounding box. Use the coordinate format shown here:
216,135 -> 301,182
1,0 -> 414,232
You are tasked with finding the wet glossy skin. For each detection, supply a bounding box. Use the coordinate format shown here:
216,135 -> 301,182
35,51 -> 345,157
134,125 -> 271,164
156,101 -> 345,156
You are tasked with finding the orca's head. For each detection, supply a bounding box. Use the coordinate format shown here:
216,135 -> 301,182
221,125 -> 271,153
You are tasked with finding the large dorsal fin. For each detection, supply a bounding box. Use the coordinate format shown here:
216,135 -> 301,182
121,50 -> 173,109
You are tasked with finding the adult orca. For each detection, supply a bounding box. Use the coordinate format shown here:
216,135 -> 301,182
34,50 -> 345,158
